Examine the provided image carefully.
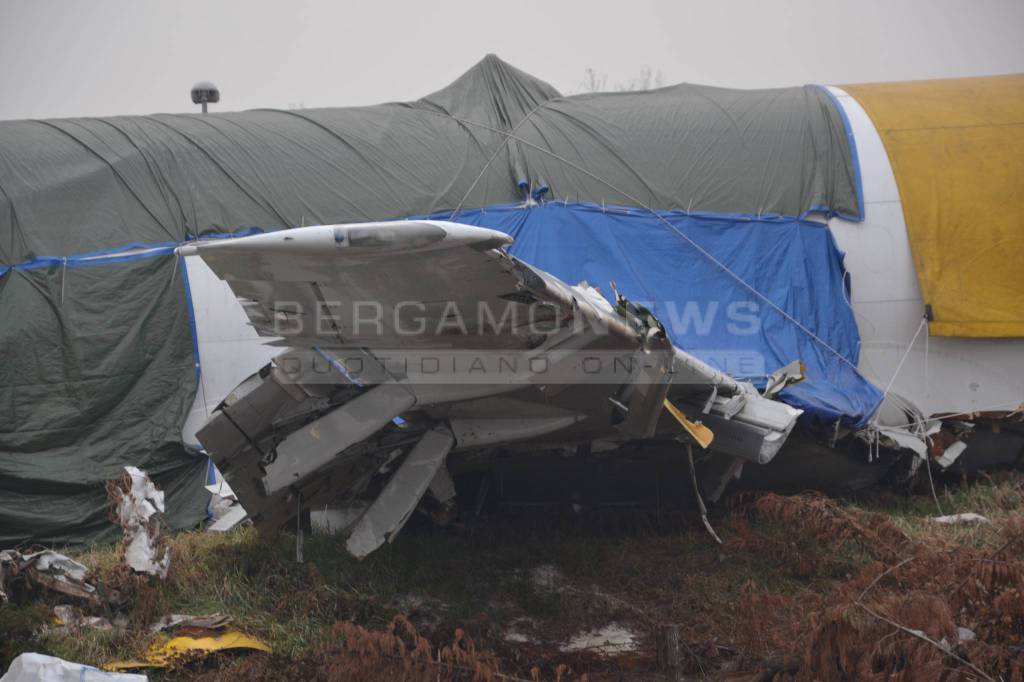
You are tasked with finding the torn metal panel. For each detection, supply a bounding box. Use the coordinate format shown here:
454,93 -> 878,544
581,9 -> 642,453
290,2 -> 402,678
668,384 -> 803,464
345,427 -> 455,558
449,415 -> 585,449
207,506 -> 247,533
939,426 -> 1024,474
699,456 -> 746,504
0,550 -> 98,605
665,347 -> 803,465
427,464 -> 457,505
263,382 -> 415,494
108,467 -> 170,578
935,441 -> 968,469
311,504 -> 370,535
874,426 -> 929,459
663,399 -> 715,450
149,613 -> 233,633
763,360 -> 806,398
104,631 -> 271,672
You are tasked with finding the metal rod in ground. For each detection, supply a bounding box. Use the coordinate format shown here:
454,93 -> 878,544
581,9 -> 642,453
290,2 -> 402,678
295,492 -> 304,563
687,442 -> 722,544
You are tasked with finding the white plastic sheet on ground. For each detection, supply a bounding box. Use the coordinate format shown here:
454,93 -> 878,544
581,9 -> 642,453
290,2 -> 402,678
934,513 -> 991,525
0,653 -> 147,682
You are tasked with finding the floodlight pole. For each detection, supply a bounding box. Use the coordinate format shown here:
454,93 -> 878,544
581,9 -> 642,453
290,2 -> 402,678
190,81 -> 220,115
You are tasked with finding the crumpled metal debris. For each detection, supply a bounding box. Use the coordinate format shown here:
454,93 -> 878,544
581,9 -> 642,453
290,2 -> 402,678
149,613 -> 232,633
207,505 -> 247,533
0,653 -> 147,682
560,623 -> 640,656
103,631 -> 271,672
205,471 -> 248,532
51,604 -> 116,631
108,466 -> 170,577
0,550 -> 98,605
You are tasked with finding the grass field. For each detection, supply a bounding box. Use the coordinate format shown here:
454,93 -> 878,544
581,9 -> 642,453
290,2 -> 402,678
3,472 -> 1023,681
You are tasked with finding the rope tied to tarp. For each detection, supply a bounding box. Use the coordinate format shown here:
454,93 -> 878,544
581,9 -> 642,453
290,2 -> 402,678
419,107 -> 866,379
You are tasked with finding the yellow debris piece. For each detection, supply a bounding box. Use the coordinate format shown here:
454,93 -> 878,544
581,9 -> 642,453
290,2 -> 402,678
103,630 -> 271,671
845,74 -> 1024,337
663,398 -> 714,449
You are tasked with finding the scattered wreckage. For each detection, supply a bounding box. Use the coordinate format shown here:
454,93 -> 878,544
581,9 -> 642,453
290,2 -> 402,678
1,614 -> 271,681
107,467 -> 171,578
0,468 -> 270,681
0,467 -> 169,615
0,467 -> 170,607
183,220 -> 806,557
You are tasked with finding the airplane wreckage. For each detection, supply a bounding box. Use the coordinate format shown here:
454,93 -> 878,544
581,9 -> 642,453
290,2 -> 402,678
182,221 -> 804,556
1,57 -> 1022,549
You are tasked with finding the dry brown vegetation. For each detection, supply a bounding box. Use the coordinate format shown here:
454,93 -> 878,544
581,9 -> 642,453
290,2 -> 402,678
738,492 -> 1024,681
3,472 -> 1023,681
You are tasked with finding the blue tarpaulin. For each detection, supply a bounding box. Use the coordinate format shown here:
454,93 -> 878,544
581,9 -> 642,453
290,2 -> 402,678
424,202 -> 882,429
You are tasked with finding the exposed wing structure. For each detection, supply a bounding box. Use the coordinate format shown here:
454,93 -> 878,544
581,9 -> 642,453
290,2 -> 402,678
185,221 -> 800,556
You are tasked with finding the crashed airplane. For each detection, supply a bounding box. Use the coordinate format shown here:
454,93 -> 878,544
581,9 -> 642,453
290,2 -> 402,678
183,221 -> 802,556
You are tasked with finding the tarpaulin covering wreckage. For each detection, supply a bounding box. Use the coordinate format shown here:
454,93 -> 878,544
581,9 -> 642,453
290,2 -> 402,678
0,54 -> 880,545
844,74 -> 1024,337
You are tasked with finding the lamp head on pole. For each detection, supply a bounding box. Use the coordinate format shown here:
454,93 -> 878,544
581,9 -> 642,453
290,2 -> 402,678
191,81 -> 220,114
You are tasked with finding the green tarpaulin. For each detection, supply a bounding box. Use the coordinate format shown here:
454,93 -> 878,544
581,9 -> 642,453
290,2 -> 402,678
0,55 -> 859,546
0,256 -> 207,546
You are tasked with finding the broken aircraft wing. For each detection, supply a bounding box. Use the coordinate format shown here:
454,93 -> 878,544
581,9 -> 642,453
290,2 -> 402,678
183,221 -> 800,556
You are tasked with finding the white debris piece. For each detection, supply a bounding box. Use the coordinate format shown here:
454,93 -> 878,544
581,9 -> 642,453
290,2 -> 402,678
934,513 -> 991,525
561,623 -> 639,656
207,505 -> 248,533
530,564 -> 565,594
345,428 -> 454,558
116,467 -> 170,577
310,505 -> 369,535
204,466 -> 237,502
958,626 -> 977,643
51,605 -> 113,631
504,618 -> 538,644
0,550 -> 97,603
504,629 -> 532,643
936,441 -> 968,469
0,653 -> 147,681
205,466 -> 248,532
30,552 -> 90,585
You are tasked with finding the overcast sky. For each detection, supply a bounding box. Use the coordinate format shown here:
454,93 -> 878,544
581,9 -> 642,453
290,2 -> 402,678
1,0 -> 1022,121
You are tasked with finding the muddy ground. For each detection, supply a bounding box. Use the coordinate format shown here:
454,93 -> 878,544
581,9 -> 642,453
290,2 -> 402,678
3,472 -> 1023,681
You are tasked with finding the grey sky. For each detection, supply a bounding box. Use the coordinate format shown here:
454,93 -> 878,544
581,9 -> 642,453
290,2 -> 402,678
1,0 -> 1022,121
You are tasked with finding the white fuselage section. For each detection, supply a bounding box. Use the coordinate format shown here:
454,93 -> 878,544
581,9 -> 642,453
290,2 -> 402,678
826,88 -> 1024,418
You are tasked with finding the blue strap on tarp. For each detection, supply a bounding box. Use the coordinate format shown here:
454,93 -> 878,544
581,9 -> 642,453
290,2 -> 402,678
815,85 -> 866,222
